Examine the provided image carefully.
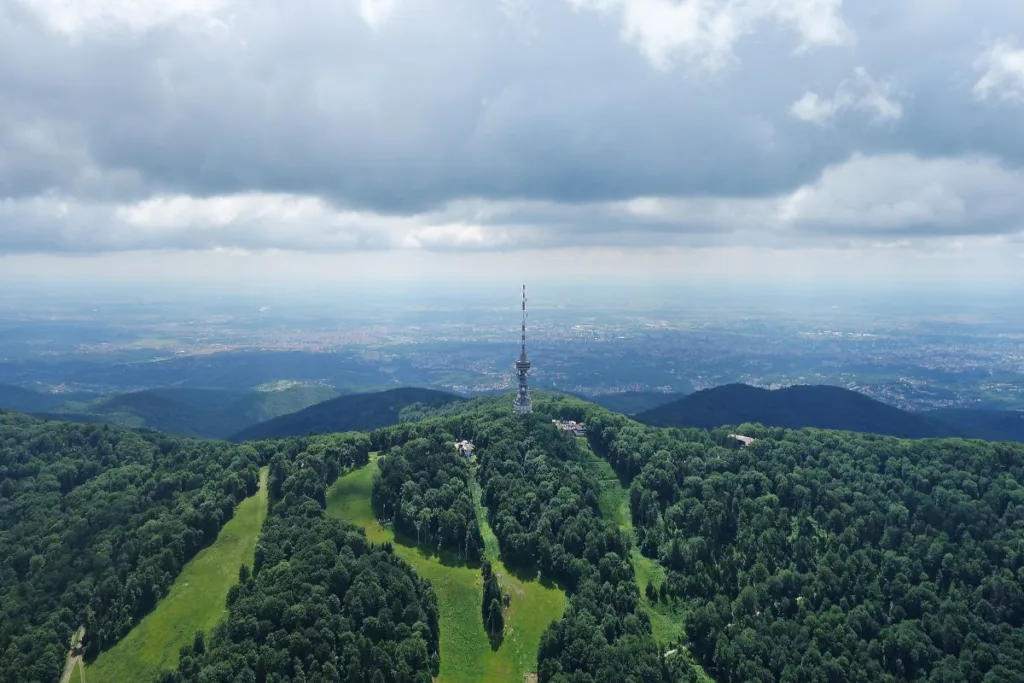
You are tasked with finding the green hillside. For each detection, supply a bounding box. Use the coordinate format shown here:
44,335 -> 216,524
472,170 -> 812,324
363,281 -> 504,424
925,407 -> 1024,442
7,389 -> 1024,683
0,384 -> 96,413
636,383 -> 958,438
0,411 -> 262,682
326,453 -> 564,683
31,384 -> 338,439
590,391 -> 686,415
232,387 -> 464,441
88,468 -> 269,683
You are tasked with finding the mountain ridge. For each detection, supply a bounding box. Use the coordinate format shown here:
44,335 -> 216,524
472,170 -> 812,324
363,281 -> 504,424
230,386 -> 465,441
636,383 -> 963,439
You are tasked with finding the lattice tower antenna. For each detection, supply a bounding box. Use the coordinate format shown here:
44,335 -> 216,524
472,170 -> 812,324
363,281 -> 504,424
513,285 -> 532,416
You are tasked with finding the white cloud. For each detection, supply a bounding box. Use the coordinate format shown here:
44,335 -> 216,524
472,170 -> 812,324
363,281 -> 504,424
974,40 -> 1024,103
358,0 -> 397,30
790,91 -> 852,125
401,223 -> 513,250
17,0 -> 229,36
777,153 -> 1024,236
5,153 -> 1022,258
791,67 -> 902,125
568,0 -> 852,70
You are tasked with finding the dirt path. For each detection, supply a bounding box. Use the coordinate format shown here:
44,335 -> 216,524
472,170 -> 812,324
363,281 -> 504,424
59,627 -> 85,683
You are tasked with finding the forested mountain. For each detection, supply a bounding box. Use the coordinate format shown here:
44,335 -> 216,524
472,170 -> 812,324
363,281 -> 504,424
0,385 -> 95,413
581,407 -> 1024,682
0,410 -> 262,683
637,384 -> 959,439
589,391 -> 685,415
0,384 -> 338,439
373,396 -> 690,682
7,388 -> 1024,683
927,407 -> 1024,443
232,387 -> 464,442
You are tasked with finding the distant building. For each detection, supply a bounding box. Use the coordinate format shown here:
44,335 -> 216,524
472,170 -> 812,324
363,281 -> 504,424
553,420 -> 587,437
454,440 -> 475,458
729,434 -> 755,447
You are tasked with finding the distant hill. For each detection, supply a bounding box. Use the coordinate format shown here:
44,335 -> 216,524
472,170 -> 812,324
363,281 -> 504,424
231,387 -> 464,442
636,383 -> 960,439
7,384 -> 338,439
589,391 -> 685,415
0,384 -> 97,413
925,407 -> 1024,443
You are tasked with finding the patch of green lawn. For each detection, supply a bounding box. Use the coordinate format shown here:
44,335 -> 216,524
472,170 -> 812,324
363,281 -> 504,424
88,467 -> 269,683
326,454 -> 564,683
471,474 -> 565,681
70,659 -> 84,683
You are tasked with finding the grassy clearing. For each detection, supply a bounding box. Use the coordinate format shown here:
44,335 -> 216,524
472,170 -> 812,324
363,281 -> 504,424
470,473 -> 565,680
326,454 -> 564,683
70,660 -> 84,683
88,468 -> 269,683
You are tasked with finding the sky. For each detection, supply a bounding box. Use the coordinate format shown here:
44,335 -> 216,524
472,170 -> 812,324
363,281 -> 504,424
2,0 -> 1024,290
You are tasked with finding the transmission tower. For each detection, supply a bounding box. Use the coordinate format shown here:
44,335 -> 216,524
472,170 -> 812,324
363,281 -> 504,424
513,284 -> 532,416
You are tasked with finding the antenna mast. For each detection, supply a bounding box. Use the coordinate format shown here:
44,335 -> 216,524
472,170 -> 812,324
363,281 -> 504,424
513,284 -> 532,416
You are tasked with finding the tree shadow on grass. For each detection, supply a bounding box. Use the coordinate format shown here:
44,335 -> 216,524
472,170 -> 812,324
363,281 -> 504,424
504,561 -> 540,583
389,525 -> 483,569
488,629 -> 505,652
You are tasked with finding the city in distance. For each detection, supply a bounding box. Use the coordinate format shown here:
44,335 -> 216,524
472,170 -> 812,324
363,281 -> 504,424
2,281 -> 1023,412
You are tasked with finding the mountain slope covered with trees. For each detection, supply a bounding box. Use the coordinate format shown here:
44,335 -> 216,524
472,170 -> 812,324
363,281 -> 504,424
164,431 -> 441,683
0,410 -> 262,683
41,385 -> 336,439
584,406 -> 1024,682
636,384 -> 959,439
7,389 -> 1024,683
373,395 -> 693,683
232,387 -> 464,442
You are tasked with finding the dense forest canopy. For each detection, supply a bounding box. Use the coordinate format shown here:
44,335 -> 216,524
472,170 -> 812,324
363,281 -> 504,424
584,408 -> 1024,683
371,433 -> 484,560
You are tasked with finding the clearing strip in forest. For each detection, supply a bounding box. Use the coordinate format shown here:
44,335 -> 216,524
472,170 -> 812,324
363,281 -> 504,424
470,471 -> 565,680
577,439 -> 714,681
88,467 -> 269,683
326,453 -> 564,683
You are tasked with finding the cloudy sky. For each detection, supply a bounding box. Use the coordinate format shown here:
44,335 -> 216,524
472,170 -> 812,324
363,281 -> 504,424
2,0 -> 1024,288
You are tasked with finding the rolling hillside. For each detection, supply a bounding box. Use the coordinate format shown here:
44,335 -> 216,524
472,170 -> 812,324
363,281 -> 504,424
0,384 -> 96,413
925,407 -> 1024,442
636,383 -> 960,438
231,387 -> 464,441
589,390 -> 685,415
3,384 -> 338,439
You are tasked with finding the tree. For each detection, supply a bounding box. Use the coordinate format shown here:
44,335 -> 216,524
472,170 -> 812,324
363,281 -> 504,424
488,599 -> 503,637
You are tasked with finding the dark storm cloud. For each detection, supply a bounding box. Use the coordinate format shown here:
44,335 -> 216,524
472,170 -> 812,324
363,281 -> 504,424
1,0 -> 1024,253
